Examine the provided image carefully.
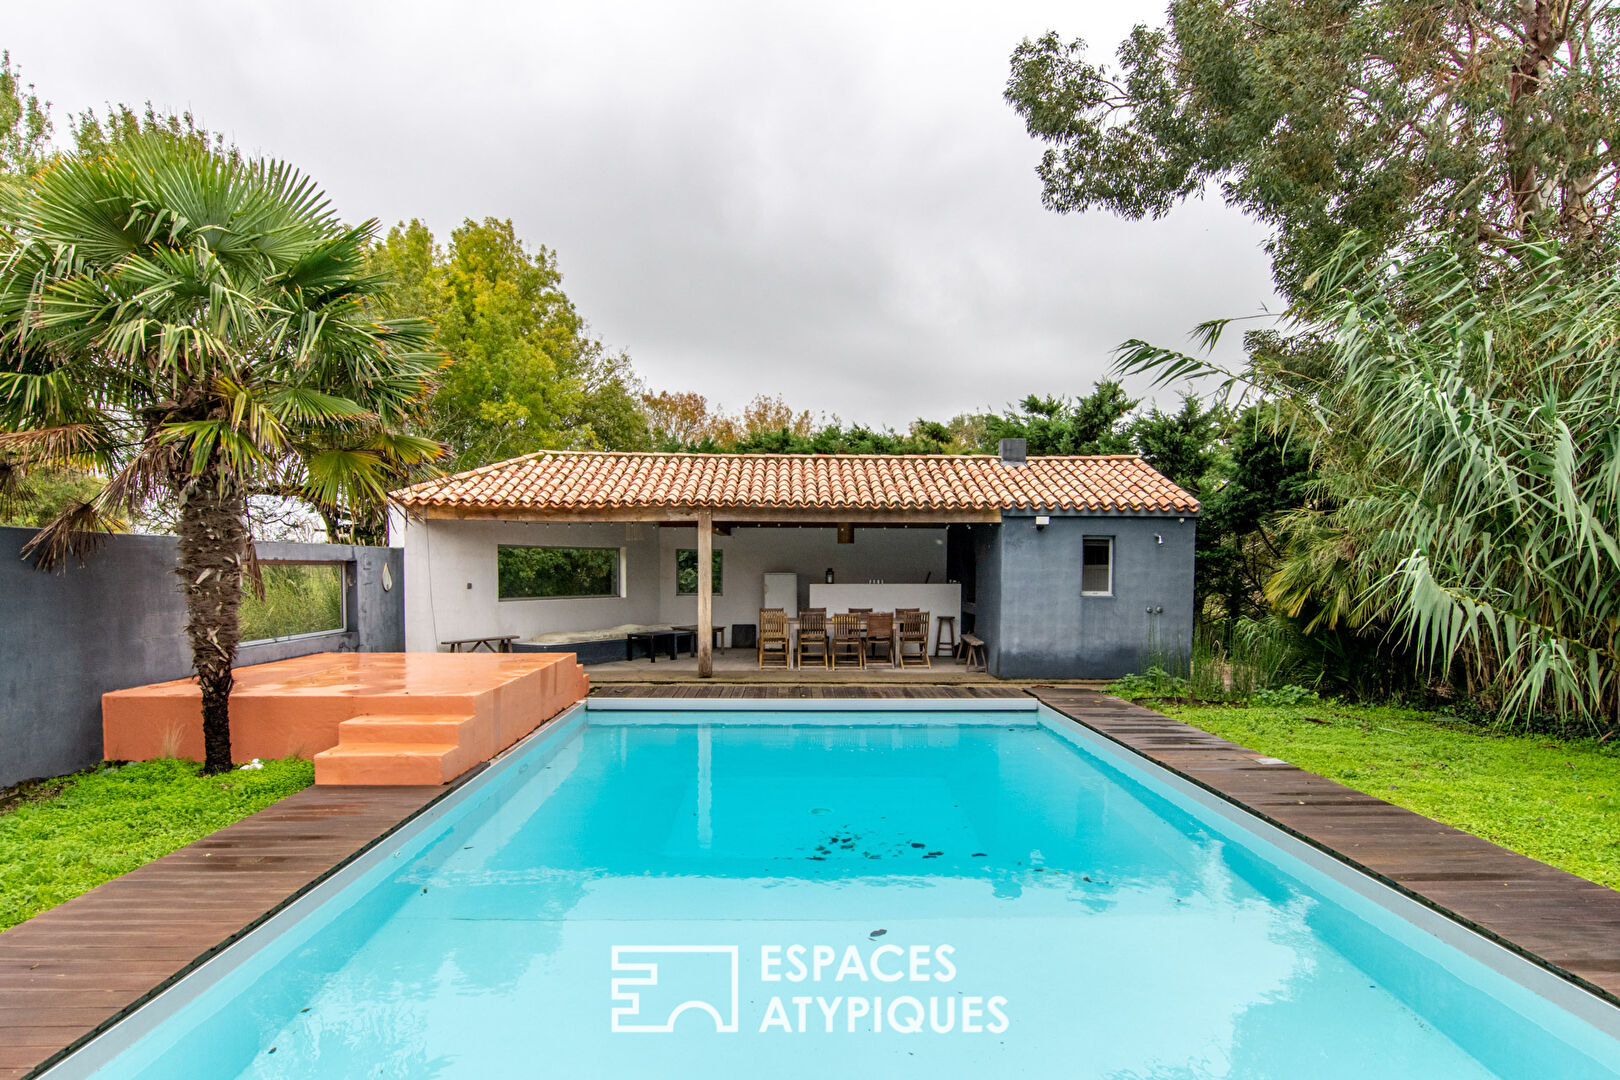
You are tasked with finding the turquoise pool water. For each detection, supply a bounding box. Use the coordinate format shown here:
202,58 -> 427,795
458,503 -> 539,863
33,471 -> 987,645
54,703 -> 1620,1079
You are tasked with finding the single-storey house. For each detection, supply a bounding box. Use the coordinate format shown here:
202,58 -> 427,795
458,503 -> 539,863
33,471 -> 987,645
388,440 -> 1198,679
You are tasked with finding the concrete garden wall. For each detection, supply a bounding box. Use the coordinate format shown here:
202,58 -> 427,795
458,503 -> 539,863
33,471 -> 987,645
0,526 -> 403,787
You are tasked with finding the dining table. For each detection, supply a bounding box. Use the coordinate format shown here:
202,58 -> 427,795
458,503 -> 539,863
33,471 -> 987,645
780,613 -> 888,669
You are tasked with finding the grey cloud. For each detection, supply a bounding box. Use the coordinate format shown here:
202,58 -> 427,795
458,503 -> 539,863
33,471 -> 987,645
8,0 -> 1278,426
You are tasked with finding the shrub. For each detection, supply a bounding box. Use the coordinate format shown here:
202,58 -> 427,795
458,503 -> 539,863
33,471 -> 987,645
1107,666 -> 1189,699
1251,684 -> 1321,707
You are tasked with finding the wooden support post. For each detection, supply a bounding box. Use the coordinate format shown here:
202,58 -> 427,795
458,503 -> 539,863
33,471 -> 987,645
697,510 -> 714,677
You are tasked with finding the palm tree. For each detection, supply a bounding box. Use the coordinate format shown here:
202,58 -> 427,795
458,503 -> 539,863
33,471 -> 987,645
0,134 -> 443,773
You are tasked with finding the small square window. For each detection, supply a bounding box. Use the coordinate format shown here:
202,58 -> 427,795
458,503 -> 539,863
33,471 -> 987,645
676,549 -> 724,596
1081,537 -> 1112,596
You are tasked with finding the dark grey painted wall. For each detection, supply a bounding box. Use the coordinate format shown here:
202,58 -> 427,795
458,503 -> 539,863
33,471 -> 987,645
968,523 -> 1003,673
976,512 -> 1195,679
0,527 -> 403,787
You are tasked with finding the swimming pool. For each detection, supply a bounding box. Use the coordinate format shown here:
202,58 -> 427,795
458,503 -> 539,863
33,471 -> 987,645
44,700 -> 1620,1079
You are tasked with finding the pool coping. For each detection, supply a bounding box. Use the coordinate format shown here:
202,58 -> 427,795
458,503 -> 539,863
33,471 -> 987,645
1028,687 -> 1620,1011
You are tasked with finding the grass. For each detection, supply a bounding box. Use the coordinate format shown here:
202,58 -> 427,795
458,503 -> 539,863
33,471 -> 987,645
0,757 -> 314,931
240,563 -> 343,642
1133,699 -> 1620,890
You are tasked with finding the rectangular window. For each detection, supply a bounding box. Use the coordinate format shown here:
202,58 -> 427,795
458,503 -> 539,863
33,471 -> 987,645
1081,537 -> 1113,596
240,563 -> 345,643
676,548 -> 724,596
498,545 -> 621,599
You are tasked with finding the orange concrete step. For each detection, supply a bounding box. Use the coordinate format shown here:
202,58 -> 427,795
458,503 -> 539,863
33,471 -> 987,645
316,713 -> 485,785
313,741 -> 478,786
339,714 -> 476,747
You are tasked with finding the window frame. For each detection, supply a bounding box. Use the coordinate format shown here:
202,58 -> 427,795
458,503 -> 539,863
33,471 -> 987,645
1080,536 -> 1114,597
496,544 -> 624,601
239,560 -> 350,645
675,547 -> 724,596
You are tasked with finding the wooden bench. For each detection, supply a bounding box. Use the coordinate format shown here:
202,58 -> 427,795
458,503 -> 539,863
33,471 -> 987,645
960,633 -> 987,673
441,635 -> 518,653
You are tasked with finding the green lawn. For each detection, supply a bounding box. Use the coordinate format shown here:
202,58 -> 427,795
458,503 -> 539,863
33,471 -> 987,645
0,758 -> 313,931
1135,700 -> 1620,891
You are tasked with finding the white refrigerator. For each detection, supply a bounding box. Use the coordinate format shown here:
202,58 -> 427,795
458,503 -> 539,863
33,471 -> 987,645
762,572 -> 799,617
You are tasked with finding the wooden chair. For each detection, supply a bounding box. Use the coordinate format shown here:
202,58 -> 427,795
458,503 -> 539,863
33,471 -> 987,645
848,607 -> 872,614
897,610 -> 930,668
758,609 -> 790,669
831,613 -> 865,668
864,611 -> 895,666
796,609 -> 830,669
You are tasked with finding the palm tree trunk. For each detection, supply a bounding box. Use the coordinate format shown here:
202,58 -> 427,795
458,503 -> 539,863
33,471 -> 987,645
176,461 -> 249,775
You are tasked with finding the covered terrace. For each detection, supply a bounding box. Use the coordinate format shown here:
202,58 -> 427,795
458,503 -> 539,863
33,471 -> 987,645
389,445 -> 1199,680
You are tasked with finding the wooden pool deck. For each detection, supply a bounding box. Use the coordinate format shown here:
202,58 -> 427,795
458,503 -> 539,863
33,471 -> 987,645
2,685 -> 1617,1077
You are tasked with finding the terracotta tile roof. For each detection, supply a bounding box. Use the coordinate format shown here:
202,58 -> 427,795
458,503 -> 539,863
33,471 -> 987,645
393,451 -> 1198,516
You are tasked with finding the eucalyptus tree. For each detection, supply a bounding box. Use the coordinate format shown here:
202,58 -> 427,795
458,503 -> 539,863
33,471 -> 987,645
1008,0 -> 1620,296
1119,235 -> 1620,728
0,135 -> 442,772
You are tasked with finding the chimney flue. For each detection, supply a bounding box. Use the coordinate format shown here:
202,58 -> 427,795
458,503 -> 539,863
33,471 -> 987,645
998,437 -> 1027,467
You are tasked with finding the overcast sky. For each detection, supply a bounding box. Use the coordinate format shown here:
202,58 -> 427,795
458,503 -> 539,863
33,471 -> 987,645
6,1 -> 1278,427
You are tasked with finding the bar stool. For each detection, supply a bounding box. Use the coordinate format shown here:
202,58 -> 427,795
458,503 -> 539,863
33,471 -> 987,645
934,614 -> 958,659
711,626 -> 726,650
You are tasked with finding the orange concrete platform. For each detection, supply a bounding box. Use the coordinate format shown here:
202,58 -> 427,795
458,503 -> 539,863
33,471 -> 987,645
102,652 -> 589,785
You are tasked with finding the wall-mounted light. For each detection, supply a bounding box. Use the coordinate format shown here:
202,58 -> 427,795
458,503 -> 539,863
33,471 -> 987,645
1154,533 -> 1164,545
1034,515 -> 1050,530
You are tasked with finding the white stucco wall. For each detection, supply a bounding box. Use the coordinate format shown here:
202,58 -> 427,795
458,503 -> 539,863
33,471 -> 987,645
402,517 -> 661,650
402,518 -> 949,650
654,526 -> 948,632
